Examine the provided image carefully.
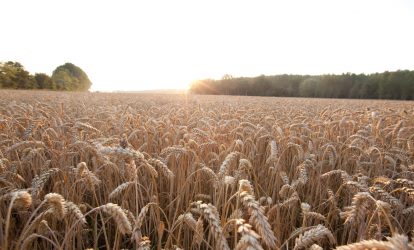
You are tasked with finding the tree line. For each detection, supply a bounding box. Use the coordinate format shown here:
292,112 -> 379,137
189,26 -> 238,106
0,61 -> 92,91
190,70 -> 414,100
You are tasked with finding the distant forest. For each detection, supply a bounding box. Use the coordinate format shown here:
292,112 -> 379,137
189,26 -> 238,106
190,70 -> 414,100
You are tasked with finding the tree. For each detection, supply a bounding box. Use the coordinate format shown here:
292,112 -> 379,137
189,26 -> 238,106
189,70 -> 414,100
35,73 -> 55,89
51,63 -> 92,91
299,78 -> 319,97
0,61 -> 35,89
0,62 -> 11,88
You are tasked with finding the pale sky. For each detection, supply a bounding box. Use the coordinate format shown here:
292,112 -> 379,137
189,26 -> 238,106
1,0 -> 414,91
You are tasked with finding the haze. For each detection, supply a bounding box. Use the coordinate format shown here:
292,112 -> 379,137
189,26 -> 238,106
1,0 -> 414,91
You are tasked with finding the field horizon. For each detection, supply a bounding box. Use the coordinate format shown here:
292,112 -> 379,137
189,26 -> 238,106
4,88 -> 414,102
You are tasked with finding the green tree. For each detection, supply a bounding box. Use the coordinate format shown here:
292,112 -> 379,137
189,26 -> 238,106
51,63 -> 92,91
35,73 -> 55,89
0,61 -> 35,89
0,62 -> 12,88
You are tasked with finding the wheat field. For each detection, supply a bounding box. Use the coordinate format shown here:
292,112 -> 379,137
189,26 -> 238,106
1,90 -> 414,250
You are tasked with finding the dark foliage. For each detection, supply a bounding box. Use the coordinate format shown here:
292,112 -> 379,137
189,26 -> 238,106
190,71 -> 414,100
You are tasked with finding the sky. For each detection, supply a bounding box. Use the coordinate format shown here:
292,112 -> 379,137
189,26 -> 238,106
1,0 -> 414,91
